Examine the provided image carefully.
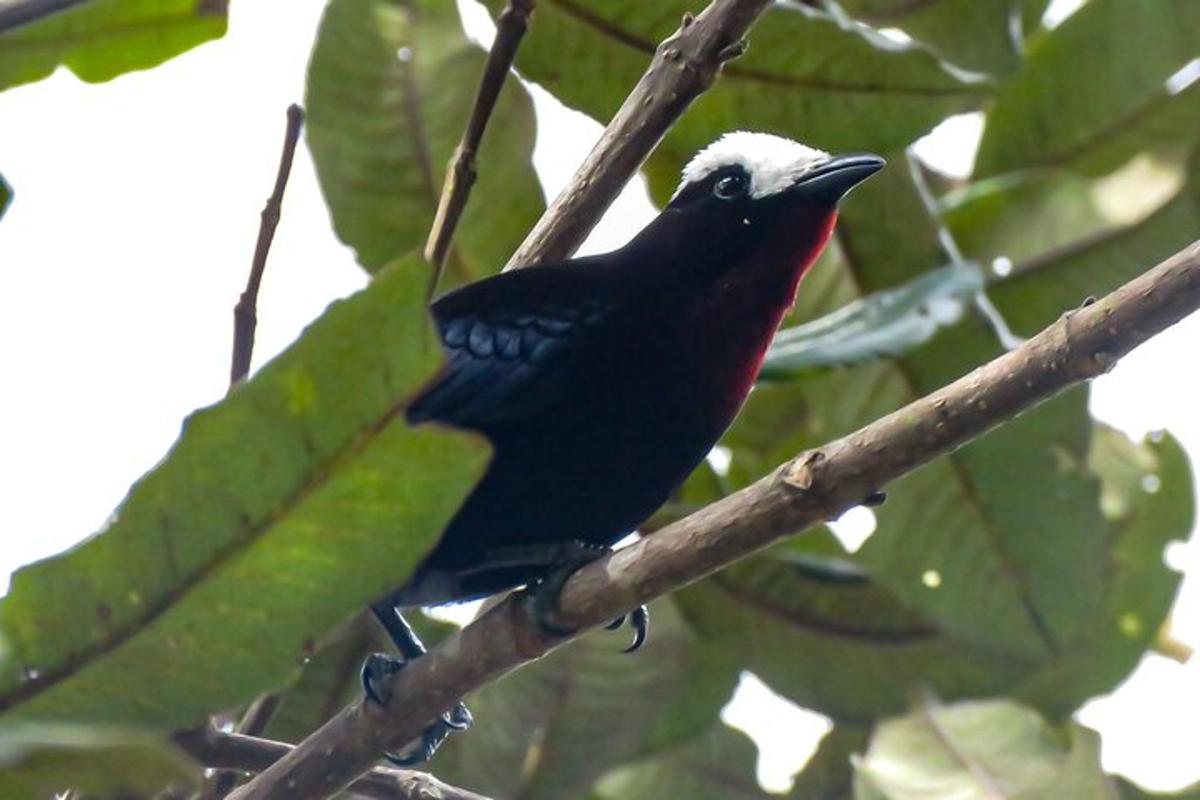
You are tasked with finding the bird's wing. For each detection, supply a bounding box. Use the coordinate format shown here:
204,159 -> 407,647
406,264 -> 612,430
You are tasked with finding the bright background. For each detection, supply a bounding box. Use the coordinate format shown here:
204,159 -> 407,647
1,0 -> 1197,792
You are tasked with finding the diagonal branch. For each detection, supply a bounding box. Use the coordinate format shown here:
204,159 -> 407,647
0,0 -> 89,34
231,239 -> 1200,800
424,0 -> 535,294
229,103 -> 304,388
174,725 -> 492,800
504,0 -> 772,269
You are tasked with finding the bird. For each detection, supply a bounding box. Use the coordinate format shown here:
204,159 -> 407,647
362,132 -> 884,764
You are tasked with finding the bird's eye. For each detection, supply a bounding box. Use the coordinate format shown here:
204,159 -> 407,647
713,173 -> 747,200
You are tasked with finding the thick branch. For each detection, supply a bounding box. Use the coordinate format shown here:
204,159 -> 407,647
174,726 -> 491,800
229,104 -> 304,388
424,0 -> 535,292
232,240 -> 1200,799
504,0 -> 771,269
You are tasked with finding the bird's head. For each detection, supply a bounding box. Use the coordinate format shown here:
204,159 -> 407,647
649,132 -> 883,278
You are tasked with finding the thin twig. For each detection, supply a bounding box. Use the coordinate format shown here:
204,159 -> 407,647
0,0 -> 89,34
424,0 -> 535,295
229,104 -> 305,389
173,726 -> 492,800
203,693 -> 282,799
504,0 -> 772,269
230,239 -> 1200,800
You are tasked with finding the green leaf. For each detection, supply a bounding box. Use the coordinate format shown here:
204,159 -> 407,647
306,0 -> 543,280
0,724 -> 198,798
482,0 -> 985,205
760,262 -> 985,379
1116,778 -> 1200,800
433,599 -> 739,800
853,700 -> 1112,800
0,256 -> 489,730
0,173 -> 10,220
987,146 -> 1200,337
975,0 -> 1200,177
947,79 -> 1200,280
833,0 -> 1049,75
591,720 -> 774,800
0,0 -> 227,92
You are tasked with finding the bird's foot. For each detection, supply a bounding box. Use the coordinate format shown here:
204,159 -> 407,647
360,653 -> 472,766
862,490 -> 887,507
523,542 -> 651,652
604,604 -> 650,652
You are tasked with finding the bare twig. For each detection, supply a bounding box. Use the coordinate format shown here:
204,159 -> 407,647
424,0 -> 535,294
504,0 -> 772,269
174,726 -> 491,800
0,0 -> 89,34
229,104 -> 304,388
202,693 -> 282,799
230,239 -> 1200,800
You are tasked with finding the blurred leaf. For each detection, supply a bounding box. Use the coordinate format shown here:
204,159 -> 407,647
832,0 -> 1049,75
434,599 -> 739,800
789,724 -> 869,800
0,0 -> 227,91
306,0 -> 543,281
1116,779 -> 1200,800
947,79 -> 1200,275
760,262 -> 984,379
975,0 -> 1200,177
591,720 -> 775,800
988,146 -> 1200,337
0,256 -> 489,730
482,0 -> 985,205
0,724 -> 197,798
853,699 -> 1112,800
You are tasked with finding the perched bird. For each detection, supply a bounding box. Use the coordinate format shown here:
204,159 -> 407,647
364,132 -> 884,763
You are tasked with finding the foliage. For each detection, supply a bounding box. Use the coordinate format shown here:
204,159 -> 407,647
1,0 -> 1198,797
0,0 -> 227,91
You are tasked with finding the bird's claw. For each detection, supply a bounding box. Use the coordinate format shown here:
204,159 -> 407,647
605,605 -> 650,652
862,490 -> 887,507
524,542 -> 613,640
360,652 -> 473,766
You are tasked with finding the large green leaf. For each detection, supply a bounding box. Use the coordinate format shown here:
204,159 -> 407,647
947,79 -> 1200,279
434,599 -> 739,800
483,0 -> 985,205
306,0 -> 543,280
987,146 -> 1200,336
975,0 -> 1200,177
591,720 -> 774,800
832,0 -> 1049,75
0,724 -> 197,798
1117,779 -> 1200,800
0,257 -> 489,730
853,700 -> 1112,800
0,0 -> 227,91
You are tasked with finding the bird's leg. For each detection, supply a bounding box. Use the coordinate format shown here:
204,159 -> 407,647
360,603 -> 472,766
518,541 -> 651,653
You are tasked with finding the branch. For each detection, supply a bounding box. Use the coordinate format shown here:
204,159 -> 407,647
504,0 -> 772,269
424,0 -> 535,293
173,726 -> 492,800
230,239 -> 1200,799
229,104 -> 304,388
0,0 -> 89,34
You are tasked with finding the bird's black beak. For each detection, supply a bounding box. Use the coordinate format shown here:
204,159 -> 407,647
792,153 -> 885,205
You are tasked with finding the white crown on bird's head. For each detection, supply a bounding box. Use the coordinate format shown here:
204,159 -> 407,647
677,132 -> 831,199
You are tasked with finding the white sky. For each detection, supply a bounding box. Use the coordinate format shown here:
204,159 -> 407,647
1,0 -> 1197,792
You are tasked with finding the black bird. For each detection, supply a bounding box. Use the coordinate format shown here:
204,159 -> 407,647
364,132 -> 884,763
